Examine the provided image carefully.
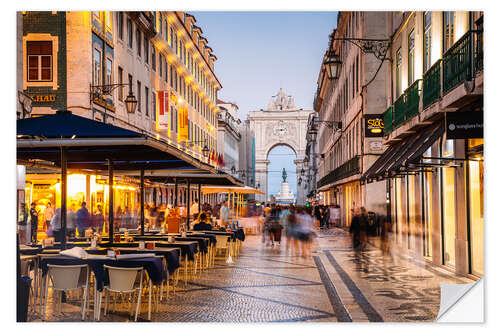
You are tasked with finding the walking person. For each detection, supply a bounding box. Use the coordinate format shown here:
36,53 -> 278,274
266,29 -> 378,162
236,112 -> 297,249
50,208 -> 64,243
44,202 -> 55,231
67,203 -> 77,238
220,200 -> 229,228
29,203 -> 38,243
76,202 -> 91,236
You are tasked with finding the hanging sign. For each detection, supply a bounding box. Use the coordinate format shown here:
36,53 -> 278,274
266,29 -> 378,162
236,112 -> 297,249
178,107 -> 189,141
158,91 -> 169,130
446,111 -> 483,139
364,114 -> 384,137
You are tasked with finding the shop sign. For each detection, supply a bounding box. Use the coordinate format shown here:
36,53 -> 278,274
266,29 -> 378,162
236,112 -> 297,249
446,111 -> 483,139
158,91 -> 169,130
178,107 -> 189,141
365,114 -> 384,137
31,94 -> 56,103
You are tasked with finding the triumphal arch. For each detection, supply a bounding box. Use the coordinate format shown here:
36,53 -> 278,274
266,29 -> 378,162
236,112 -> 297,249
247,89 -> 314,205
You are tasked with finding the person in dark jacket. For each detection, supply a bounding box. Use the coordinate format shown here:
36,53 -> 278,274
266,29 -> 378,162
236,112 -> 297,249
193,213 -> 212,231
76,202 -> 91,236
349,207 -> 368,250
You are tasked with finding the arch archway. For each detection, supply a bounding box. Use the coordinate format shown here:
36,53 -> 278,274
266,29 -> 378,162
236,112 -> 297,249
247,89 -> 314,204
267,144 -> 298,203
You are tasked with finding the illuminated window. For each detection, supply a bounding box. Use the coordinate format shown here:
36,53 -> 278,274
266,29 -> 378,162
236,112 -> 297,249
443,12 -> 455,53
396,48 -> 402,97
105,11 -> 112,32
408,29 -> 415,85
423,12 -> 432,73
105,57 -> 112,85
93,48 -> 102,86
27,41 -> 52,81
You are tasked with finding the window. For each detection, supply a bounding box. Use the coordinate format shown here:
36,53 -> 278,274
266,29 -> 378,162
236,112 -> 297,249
117,12 -> 123,40
423,11 -> 432,73
144,37 -> 149,64
27,41 -> 52,81
137,80 -> 141,112
396,48 -> 402,97
169,27 -> 174,48
159,54 -> 163,78
408,29 -> 415,85
136,28 -> 141,57
93,48 -> 102,86
443,12 -> 455,53
169,65 -> 173,88
105,11 -> 112,31
105,58 -> 112,85
152,90 -> 156,121
118,67 -> 123,101
127,18 -> 133,48
152,47 -> 156,72
145,87 -> 149,116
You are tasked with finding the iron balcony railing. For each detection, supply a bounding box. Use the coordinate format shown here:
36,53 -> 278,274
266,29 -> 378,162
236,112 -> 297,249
405,79 -> 421,119
443,30 -> 483,94
383,105 -> 393,136
393,93 -> 406,129
317,155 -> 360,188
383,29 -> 483,136
422,59 -> 442,109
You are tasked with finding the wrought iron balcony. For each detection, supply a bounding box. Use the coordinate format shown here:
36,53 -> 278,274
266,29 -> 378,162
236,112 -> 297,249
383,105 -> 393,136
443,30 -> 483,94
422,59 -> 441,109
317,155 -> 360,188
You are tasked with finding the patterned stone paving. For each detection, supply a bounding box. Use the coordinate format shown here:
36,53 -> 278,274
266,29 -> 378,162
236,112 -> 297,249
27,227 -> 474,322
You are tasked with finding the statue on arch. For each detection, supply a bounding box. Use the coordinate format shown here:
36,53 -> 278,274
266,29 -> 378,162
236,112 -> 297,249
282,168 -> 287,183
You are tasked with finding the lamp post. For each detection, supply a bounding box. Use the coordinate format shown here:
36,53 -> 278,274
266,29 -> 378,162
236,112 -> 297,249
90,82 -> 138,119
308,128 -> 318,201
323,50 -> 342,80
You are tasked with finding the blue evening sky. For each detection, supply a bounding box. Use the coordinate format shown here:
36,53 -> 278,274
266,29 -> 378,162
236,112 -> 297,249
193,11 -> 338,197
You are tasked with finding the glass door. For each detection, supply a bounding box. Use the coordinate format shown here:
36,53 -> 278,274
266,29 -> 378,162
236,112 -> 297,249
469,159 -> 484,276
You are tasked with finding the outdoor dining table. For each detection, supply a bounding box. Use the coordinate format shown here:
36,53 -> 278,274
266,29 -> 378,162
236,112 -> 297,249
85,247 -> 181,275
40,254 -> 166,321
134,235 -> 208,254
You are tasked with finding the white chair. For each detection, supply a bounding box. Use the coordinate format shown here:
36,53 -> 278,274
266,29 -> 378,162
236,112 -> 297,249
42,264 -> 89,321
214,236 -> 231,260
101,265 -> 144,322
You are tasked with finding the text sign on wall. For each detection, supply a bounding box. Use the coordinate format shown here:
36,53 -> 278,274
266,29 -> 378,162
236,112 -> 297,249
446,111 -> 483,139
365,114 -> 384,137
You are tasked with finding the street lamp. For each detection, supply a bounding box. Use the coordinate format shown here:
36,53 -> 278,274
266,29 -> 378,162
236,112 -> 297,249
231,166 -> 236,174
323,51 -> 341,80
202,145 -> 210,158
91,82 -> 138,114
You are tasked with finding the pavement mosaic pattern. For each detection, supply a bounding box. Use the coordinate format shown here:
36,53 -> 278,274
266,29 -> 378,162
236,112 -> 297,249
27,228 -> 474,322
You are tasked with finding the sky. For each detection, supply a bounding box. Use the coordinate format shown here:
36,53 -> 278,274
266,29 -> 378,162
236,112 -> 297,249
192,11 -> 338,197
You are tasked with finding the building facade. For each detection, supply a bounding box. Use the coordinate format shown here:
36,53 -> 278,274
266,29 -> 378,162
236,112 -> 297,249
216,99 -> 241,179
18,11 -> 224,237
364,11 -> 483,278
315,12 -> 390,225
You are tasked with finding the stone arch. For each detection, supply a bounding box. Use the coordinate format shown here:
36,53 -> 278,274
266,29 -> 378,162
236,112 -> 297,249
265,141 -> 298,160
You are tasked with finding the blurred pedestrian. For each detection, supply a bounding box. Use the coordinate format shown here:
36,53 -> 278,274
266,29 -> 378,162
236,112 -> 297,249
29,203 -> 38,243
67,203 -> 76,238
76,202 -> 91,236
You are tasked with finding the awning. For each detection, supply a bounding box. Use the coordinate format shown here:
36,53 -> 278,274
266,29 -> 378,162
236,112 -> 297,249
201,185 -> 264,195
364,121 -> 444,181
17,111 -> 215,173
136,172 -> 244,187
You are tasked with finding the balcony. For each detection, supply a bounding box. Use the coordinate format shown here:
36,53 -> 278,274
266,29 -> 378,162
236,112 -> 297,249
317,155 -> 360,188
383,29 -> 483,137
443,29 -> 483,94
383,105 -> 393,136
422,59 -> 441,109
390,79 -> 421,130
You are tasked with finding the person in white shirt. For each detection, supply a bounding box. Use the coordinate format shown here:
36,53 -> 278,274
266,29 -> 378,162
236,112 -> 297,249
190,199 -> 199,219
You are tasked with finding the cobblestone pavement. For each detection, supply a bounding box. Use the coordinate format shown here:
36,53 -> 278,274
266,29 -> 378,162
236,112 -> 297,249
29,228 -> 474,322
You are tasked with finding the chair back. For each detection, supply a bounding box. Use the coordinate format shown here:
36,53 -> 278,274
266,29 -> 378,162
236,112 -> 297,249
20,259 -> 31,276
215,235 -> 228,249
104,265 -> 143,292
47,264 -> 88,291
